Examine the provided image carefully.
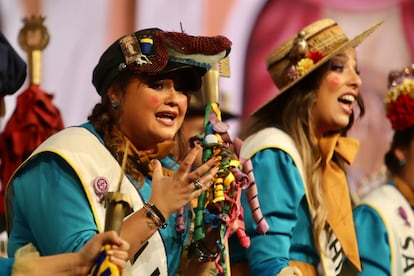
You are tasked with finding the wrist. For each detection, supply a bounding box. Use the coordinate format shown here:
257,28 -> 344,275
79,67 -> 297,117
143,201 -> 167,229
148,198 -> 170,218
73,253 -> 91,276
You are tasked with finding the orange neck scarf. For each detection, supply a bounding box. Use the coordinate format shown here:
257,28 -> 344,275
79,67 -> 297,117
113,134 -> 176,182
318,134 -> 361,271
128,139 -> 176,177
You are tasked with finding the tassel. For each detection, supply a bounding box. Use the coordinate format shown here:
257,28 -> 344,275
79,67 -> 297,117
235,209 -> 250,248
243,159 -> 269,234
88,244 -> 120,276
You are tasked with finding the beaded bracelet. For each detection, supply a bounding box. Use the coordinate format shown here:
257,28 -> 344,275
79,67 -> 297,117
143,201 -> 167,229
191,241 -> 219,262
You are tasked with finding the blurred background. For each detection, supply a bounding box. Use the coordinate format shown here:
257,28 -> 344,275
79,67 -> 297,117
0,0 -> 412,199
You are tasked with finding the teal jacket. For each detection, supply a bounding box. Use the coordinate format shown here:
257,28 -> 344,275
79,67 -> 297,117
353,204 -> 390,275
0,257 -> 13,275
229,147 -> 319,275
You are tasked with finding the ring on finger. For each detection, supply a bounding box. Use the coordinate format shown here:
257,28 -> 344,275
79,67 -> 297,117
193,180 -> 203,190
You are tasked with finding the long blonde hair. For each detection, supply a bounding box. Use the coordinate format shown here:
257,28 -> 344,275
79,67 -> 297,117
240,61 -> 364,251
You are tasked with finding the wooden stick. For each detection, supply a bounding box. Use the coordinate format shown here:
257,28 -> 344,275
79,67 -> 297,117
117,140 -> 130,192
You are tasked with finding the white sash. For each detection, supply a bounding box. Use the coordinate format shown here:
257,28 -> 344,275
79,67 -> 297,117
361,184 -> 414,275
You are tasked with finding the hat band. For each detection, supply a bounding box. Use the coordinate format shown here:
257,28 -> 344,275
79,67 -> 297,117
306,25 -> 348,56
269,24 -> 349,91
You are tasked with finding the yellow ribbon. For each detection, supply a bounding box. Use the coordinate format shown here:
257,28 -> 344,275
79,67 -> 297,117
318,134 -> 361,271
394,176 -> 414,208
88,245 -> 120,276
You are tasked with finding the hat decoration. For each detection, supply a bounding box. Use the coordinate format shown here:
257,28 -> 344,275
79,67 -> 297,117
253,18 -> 382,116
92,28 -> 232,95
118,30 -> 231,74
285,31 -> 324,81
119,31 -> 231,74
384,65 -> 414,131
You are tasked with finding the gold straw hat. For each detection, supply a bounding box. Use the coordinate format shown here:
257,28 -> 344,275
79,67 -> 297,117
255,18 -> 382,115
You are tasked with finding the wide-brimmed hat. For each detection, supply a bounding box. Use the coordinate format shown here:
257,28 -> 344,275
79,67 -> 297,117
384,65 -> 414,131
254,18 -> 382,115
92,28 -> 232,95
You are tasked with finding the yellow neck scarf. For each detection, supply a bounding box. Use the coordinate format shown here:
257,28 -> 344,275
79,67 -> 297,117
394,176 -> 414,208
318,134 -> 361,271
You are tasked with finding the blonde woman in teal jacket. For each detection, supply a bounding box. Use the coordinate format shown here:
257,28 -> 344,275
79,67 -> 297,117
229,18 -> 381,276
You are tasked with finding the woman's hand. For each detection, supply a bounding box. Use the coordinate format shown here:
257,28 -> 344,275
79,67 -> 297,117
12,231 -> 130,276
150,144 -> 218,218
79,230 -> 130,271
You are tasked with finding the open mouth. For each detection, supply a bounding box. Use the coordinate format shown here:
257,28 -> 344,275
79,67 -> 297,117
338,94 -> 355,106
155,111 -> 177,122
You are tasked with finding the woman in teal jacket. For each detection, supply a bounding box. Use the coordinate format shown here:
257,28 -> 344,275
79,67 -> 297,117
6,28 -> 231,275
229,18 -> 381,276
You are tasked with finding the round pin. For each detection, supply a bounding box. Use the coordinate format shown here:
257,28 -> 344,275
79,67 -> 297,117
93,176 -> 109,197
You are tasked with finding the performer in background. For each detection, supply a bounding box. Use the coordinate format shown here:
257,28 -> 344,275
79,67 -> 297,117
352,65 -> 414,275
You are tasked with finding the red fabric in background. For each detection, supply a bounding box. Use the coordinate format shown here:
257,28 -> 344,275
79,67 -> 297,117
0,84 -> 64,214
401,0 -> 414,61
242,0 -> 321,119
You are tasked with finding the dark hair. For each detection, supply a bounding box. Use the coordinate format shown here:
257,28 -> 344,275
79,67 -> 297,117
384,125 -> 414,175
88,71 -> 150,186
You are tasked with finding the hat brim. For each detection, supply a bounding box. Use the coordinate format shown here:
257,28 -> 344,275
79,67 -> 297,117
157,62 -> 206,92
160,61 -> 207,76
253,20 -> 383,116
186,107 -> 239,121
